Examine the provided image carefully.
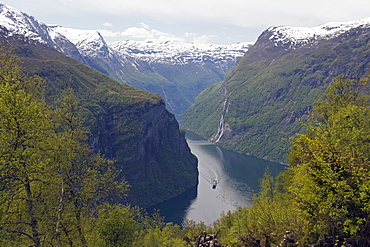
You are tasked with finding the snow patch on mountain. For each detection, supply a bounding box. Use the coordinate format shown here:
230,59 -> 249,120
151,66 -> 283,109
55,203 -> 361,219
0,2 -> 250,65
110,40 -> 252,65
0,2 -> 51,43
268,17 -> 370,47
50,26 -> 110,57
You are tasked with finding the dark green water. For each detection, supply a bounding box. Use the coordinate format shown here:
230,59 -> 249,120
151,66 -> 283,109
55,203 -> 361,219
148,131 -> 287,225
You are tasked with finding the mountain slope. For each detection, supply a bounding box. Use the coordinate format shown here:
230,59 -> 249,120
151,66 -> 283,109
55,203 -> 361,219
55,27 -> 251,119
0,2 -> 251,119
0,29 -> 198,208
182,18 -> 370,163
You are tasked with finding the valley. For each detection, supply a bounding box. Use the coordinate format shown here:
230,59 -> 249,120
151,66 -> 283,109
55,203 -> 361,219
148,131 -> 285,225
2,2 -> 370,245
183,18 -> 370,163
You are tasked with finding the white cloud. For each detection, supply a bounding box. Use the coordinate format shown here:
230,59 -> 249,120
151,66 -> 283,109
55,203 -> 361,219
63,0 -> 370,30
121,27 -> 152,39
192,34 -> 217,44
183,32 -> 217,43
97,29 -> 119,37
99,25 -> 185,42
103,22 -> 113,27
140,22 -> 150,30
98,24 -> 221,44
4,0 -> 370,44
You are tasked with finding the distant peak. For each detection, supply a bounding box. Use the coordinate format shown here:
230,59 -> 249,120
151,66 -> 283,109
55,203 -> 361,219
267,17 -> 370,47
109,39 -> 252,65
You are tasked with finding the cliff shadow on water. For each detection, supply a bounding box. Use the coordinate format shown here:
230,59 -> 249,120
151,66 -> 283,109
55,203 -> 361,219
148,131 -> 286,226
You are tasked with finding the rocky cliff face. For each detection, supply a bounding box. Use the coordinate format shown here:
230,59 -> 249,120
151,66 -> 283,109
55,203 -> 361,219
0,31 -> 198,208
93,99 -> 198,206
183,18 -> 370,163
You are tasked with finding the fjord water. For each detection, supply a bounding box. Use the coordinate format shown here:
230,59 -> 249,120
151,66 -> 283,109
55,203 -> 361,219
148,131 -> 286,225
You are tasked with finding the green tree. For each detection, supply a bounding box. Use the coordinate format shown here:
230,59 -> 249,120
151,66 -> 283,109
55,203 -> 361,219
92,204 -> 137,247
0,49 -> 129,246
0,49 -> 56,246
216,171 -> 308,246
51,88 -> 129,246
288,75 -> 370,241
137,223 -> 186,247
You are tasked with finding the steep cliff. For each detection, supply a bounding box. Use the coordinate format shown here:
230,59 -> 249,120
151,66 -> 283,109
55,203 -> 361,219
1,32 -> 198,208
183,18 -> 370,163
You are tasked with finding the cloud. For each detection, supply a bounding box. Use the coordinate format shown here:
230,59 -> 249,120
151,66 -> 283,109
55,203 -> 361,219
184,32 -> 217,43
192,34 -> 217,44
5,0 -> 370,44
140,22 -> 150,30
73,0 -> 370,31
121,27 -> 152,39
103,22 -> 113,27
99,25 -> 185,42
98,24 -> 220,44
119,26 -> 181,41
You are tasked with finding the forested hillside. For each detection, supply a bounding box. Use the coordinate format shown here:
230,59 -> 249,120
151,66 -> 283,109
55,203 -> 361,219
19,74 -> 366,247
182,20 -> 370,163
203,75 -> 370,246
0,2 -> 251,120
0,32 -> 198,208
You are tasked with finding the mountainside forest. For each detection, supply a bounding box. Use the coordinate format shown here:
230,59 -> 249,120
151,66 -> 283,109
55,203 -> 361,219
0,2 -> 251,121
2,51 -> 370,245
2,2 -> 370,246
182,22 -> 370,163
0,31 -> 198,209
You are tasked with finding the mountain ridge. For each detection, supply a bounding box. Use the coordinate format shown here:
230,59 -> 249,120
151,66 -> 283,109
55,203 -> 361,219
183,17 -> 370,163
266,17 -> 370,48
0,2 -> 251,119
0,12 -> 199,208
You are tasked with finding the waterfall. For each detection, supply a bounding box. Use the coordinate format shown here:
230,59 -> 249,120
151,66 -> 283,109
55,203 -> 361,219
214,95 -> 228,143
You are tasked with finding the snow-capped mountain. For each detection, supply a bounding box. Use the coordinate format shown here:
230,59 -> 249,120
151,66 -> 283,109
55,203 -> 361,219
0,3 -> 86,61
0,3 -> 51,44
110,40 -> 251,65
50,25 -> 112,58
3,1 -> 370,120
49,25 -> 251,66
0,2 -> 252,118
0,2 -> 251,67
183,17 -> 370,164
267,18 -> 370,48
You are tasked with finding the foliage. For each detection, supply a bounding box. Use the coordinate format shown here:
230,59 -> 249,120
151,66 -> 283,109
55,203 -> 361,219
183,28 -> 370,163
13,39 -> 198,208
212,170 -> 309,246
0,48 -> 58,246
0,49 -> 202,246
288,75 -> 370,242
6,43 -> 370,246
0,49 -> 127,246
189,75 -> 370,246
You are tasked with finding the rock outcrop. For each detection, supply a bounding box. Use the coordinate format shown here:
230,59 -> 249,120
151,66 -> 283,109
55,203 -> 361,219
0,31 -> 198,208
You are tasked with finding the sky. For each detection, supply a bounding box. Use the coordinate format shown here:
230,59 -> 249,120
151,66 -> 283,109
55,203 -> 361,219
2,0 -> 370,45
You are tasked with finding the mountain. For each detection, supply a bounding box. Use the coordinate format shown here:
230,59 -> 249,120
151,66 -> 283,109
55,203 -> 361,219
0,2 -> 251,119
182,18 -> 370,163
53,27 -> 251,119
0,14 -> 198,207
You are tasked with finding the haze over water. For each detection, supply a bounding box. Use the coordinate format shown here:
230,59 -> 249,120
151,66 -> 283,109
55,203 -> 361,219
149,131 -> 286,225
